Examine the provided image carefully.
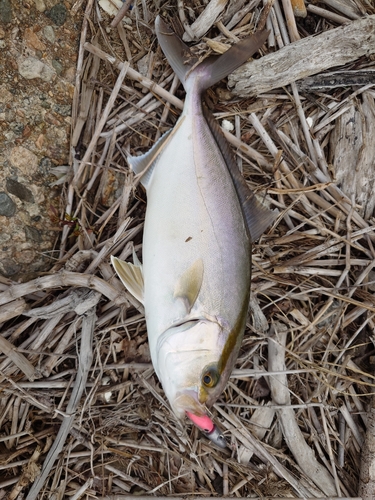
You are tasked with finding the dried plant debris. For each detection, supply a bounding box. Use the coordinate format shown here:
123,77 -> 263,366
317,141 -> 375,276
0,0 -> 375,498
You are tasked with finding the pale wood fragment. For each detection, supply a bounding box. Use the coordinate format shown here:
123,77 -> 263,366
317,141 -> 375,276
268,324 -> 337,496
228,15 -> 375,97
307,4 -> 350,23
0,299 -> 27,323
182,0 -> 230,41
25,303 -> 98,500
329,91 -> 375,220
359,398 -> 375,500
320,0 -> 361,19
0,336 -> 35,381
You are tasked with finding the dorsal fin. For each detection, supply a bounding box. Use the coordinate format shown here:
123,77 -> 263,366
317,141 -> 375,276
127,130 -> 172,189
202,105 -> 278,242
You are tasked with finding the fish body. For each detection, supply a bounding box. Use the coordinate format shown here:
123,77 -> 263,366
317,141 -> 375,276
112,18 -> 276,426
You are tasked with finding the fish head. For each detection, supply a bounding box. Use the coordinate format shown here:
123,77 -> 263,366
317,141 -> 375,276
155,317 -> 242,419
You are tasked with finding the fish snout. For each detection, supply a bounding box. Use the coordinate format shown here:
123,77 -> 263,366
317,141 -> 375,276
173,389 -> 206,418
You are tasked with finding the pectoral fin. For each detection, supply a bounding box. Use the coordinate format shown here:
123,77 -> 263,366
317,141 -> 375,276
174,259 -> 204,312
111,256 -> 144,304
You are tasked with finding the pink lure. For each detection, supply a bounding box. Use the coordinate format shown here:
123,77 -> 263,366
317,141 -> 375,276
186,411 -> 215,433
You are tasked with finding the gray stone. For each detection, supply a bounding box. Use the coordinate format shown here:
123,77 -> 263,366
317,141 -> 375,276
18,57 -> 56,82
38,157 -> 53,176
0,192 -> 16,217
43,25 -> 55,44
52,104 -> 71,116
0,258 -> 20,277
10,123 -> 24,135
46,3 -> 67,26
0,0 -> 12,24
25,225 -> 42,243
34,0 -> 46,12
6,178 -> 34,202
52,59 -> 63,75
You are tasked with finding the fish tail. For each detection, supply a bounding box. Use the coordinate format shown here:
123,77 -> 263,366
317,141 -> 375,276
155,16 -> 269,94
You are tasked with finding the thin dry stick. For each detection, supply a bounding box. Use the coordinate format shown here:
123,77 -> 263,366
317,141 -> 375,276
307,4 -> 350,23
215,405 -> 318,497
281,0 -> 300,41
72,61 -> 130,185
25,302 -> 99,500
268,324 -> 337,496
83,42 -> 183,109
110,0 -> 133,28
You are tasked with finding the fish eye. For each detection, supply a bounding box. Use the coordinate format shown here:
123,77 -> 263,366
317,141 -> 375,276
201,365 -> 220,388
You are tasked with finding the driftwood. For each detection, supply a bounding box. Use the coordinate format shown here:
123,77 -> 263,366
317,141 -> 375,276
329,90 -> 375,220
228,15 -> 375,97
359,397 -> 375,499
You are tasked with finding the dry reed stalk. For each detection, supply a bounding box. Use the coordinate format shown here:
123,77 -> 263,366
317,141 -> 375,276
306,4 -> 351,23
268,323 -> 337,495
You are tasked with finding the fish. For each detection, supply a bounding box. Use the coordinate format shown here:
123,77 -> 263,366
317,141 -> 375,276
112,16 -> 277,445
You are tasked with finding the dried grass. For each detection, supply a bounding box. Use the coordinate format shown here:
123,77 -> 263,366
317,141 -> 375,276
1,0 -> 375,498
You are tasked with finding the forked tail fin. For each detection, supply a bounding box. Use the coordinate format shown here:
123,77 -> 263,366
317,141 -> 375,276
155,16 -> 268,93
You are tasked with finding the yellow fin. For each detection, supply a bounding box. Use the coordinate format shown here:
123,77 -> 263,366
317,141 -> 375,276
111,256 -> 144,304
174,259 -> 204,312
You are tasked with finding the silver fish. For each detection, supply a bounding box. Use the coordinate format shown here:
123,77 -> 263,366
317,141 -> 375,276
112,17 -> 276,438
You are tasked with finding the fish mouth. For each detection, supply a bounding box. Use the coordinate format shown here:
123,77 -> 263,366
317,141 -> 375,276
173,390 -> 206,418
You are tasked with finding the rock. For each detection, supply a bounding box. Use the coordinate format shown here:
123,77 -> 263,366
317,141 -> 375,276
34,0 -> 46,12
0,0 -> 12,24
46,3 -> 67,26
42,25 -> 55,44
0,0 -> 81,282
25,225 -> 42,243
6,178 -> 34,202
9,146 -> 39,175
52,104 -> 71,116
0,258 -> 20,277
52,59 -> 63,75
137,52 -> 154,77
64,66 -> 76,84
18,57 -> 56,82
0,192 -> 16,217
24,27 -> 46,51
38,157 -> 53,176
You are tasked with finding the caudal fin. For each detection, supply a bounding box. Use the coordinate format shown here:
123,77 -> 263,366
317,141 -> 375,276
155,16 -> 269,92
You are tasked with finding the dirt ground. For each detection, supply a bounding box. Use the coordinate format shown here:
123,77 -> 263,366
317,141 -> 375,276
0,0 -> 82,281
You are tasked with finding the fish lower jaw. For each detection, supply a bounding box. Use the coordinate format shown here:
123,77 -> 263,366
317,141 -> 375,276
172,391 -> 206,418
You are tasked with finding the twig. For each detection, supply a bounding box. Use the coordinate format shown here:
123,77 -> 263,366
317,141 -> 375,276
268,323 -> 337,495
307,4 -> 350,23
25,302 -> 99,500
110,0 -> 132,28
72,61 -> 130,185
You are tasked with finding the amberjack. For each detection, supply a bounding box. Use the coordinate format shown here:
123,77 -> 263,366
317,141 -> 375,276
112,17 -> 277,446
